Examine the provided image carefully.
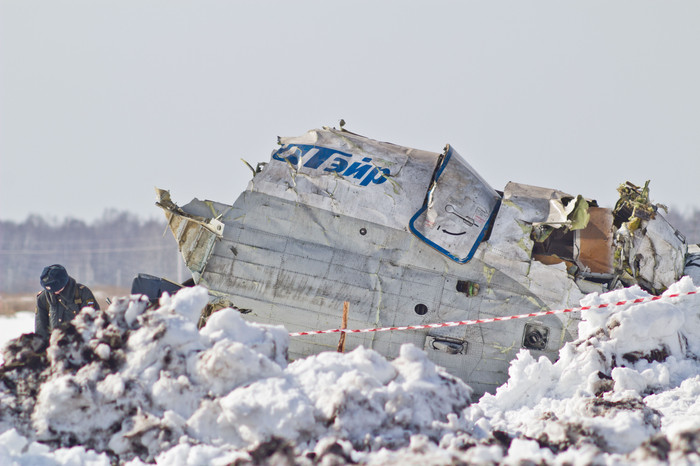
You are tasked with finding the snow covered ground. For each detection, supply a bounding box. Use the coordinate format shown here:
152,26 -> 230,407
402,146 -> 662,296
1,278 -> 699,465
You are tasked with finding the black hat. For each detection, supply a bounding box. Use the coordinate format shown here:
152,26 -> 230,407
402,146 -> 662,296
40,264 -> 69,291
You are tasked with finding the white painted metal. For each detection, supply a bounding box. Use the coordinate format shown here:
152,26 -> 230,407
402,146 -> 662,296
155,127 -> 686,395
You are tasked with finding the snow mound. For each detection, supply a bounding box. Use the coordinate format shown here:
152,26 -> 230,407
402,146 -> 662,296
1,280 -> 699,464
475,276 -> 700,463
0,286 -> 472,463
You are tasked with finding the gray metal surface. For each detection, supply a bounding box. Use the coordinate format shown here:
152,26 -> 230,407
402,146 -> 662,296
169,190 -> 570,395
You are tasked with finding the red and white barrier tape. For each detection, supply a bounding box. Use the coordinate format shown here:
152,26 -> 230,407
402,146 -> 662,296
289,289 -> 699,337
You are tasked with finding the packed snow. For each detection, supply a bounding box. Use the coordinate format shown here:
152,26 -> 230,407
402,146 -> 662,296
1,277 -> 699,465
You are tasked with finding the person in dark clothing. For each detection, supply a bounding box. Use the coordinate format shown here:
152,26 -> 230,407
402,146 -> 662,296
35,264 -> 100,340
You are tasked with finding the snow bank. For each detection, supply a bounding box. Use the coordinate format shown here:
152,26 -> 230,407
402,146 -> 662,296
0,279 -> 699,464
475,277 -> 700,463
0,287 -> 472,464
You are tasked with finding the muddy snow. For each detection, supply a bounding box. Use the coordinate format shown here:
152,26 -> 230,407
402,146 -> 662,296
1,277 -> 699,465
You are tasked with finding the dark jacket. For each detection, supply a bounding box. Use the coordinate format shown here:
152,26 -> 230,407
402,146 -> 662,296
35,277 -> 99,340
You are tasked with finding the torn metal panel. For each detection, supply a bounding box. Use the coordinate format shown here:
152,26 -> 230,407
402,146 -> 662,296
614,213 -> 687,293
612,181 -> 688,293
480,183 -> 596,312
497,183 -> 613,286
155,188 -> 224,281
579,207 -> 614,274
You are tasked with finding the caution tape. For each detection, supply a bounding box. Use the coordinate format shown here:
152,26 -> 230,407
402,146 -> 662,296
289,289 -> 699,337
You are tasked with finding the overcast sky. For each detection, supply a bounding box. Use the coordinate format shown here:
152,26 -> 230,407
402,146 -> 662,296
2,1 -> 699,223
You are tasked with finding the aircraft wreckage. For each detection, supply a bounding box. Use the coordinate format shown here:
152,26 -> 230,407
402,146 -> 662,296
154,127 -> 692,395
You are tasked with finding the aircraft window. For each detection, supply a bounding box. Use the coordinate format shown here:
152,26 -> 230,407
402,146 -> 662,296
414,304 -> 428,315
409,146 -> 501,263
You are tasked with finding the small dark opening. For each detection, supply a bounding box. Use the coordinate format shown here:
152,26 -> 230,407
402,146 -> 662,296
522,323 -> 549,351
414,304 -> 428,315
532,228 -> 576,262
456,280 -> 479,296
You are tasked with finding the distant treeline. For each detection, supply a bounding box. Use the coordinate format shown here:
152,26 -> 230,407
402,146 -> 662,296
0,210 -> 185,293
1,208 -> 698,295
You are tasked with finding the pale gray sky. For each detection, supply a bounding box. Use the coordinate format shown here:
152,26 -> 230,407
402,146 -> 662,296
2,1 -> 699,223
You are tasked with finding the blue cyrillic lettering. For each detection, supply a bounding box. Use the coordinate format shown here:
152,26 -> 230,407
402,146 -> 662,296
272,145 -> 301,165
273,145 -> 390,187
360,167 -> 390,186
343,161 -> 373,180
324,157 -> 349,173
303,148 -> 331,169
